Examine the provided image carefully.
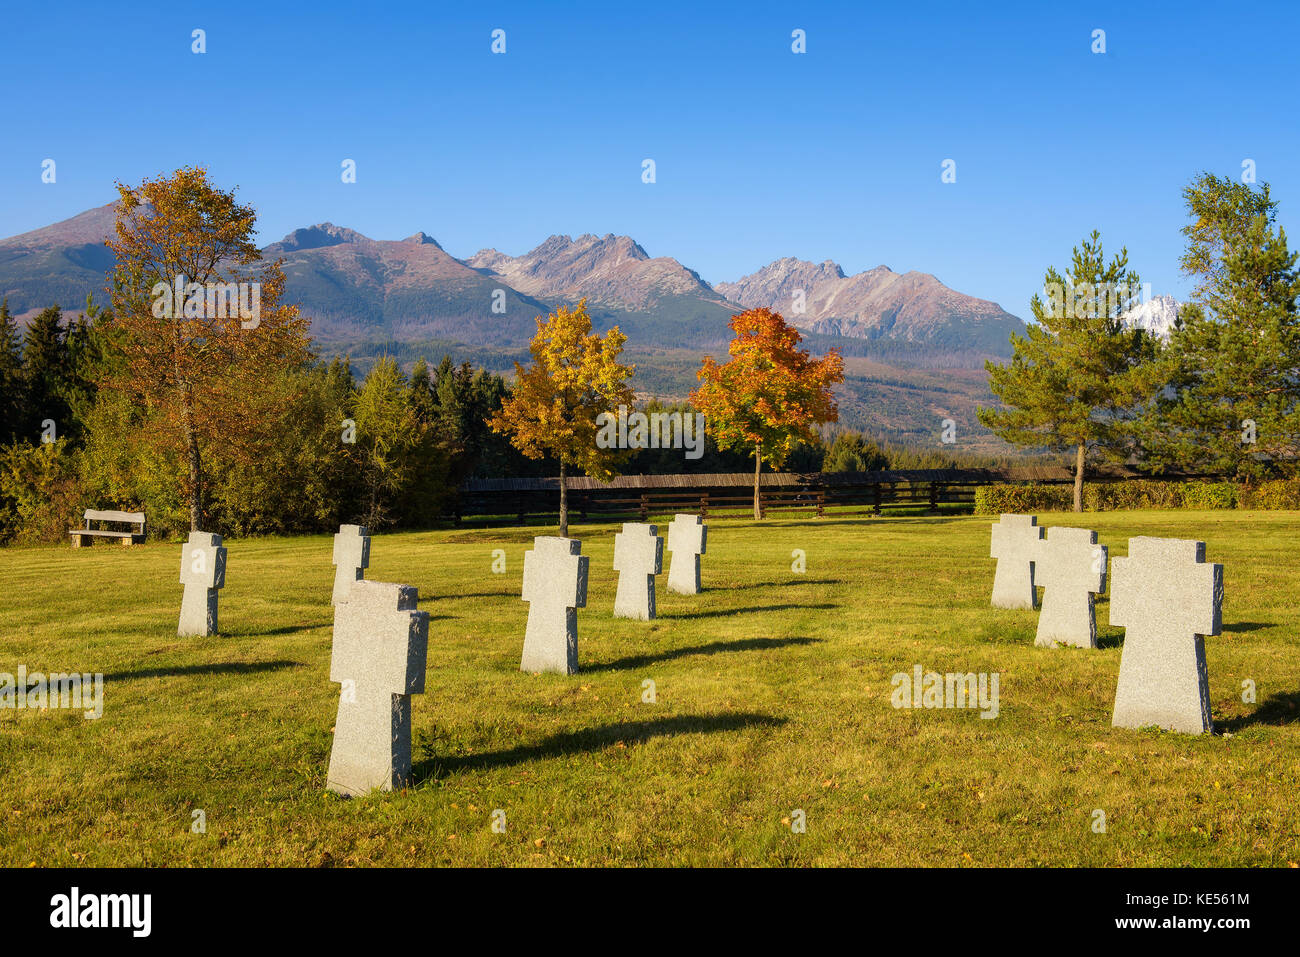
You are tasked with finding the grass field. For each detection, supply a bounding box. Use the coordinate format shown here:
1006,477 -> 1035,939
1,510 -> 1298,867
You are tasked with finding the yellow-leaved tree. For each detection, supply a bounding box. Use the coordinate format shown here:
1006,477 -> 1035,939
489,300 -> 634,536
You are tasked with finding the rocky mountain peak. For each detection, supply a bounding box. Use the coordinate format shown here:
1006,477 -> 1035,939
275,223 -> 370,252
403,231 -> 443,249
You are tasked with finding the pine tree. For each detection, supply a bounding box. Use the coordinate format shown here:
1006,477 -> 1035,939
0,299 -> 26,443
21,306 -> 69,443
823,432 -> 889,473
1143,174 -> 1300,479
979,232 -> 1161,511
351,357 -> 421,528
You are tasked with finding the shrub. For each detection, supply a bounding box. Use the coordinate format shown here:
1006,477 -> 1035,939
973,484 -> 1073,514
1084,480 -> 1185,511
975,479 -> 1258,514
1238,479 -> 1300,510
1180,481 -> 1238,510
0,440 -> 85,544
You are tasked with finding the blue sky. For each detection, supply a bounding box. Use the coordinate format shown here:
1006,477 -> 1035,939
2,0 -> 1297,320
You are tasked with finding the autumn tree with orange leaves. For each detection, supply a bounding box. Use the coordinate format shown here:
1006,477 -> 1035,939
693,308 -> 844,519
105,167 -> 310,531
489,300 -> 634,537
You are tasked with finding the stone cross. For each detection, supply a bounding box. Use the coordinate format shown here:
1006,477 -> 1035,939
1111,537 -> 1222,734
178,531 -> 227,637
989,514 -> 1044,609
613,522 -> 663,620
520,536 -> 589,675
1034,526 -> 1106,648
326,580 -> 429,796
666,513 -> 707,595
332,524 -> 371,604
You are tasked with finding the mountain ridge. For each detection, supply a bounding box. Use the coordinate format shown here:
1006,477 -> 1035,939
0,202 -> 1024,358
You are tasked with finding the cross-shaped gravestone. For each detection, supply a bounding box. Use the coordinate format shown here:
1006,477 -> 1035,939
520,536 -> 589,675
332,524 -> 371,604
1111,537 -> 1222,734
666,513 -> 707,595
326,580 -> 429,796
178,531 -> 227,637
990,514 -> 1044,609
613,522 -> 663,620
1034,526 -> 1106,648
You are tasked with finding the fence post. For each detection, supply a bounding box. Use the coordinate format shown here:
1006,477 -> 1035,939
700,494 -> 708,520
816,489 -> 824,518
872,485 -> 882,516
639,493 -> 649,522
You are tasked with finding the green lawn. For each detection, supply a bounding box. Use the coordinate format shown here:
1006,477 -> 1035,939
1,510 -> 1298,866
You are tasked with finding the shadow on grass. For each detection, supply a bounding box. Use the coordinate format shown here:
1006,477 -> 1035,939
584,635 -> 823,673
1217,691 -> 1300,731
243,624 -> 330,636
100,660 -> 304,683
757,516 -> 968,530
432,591 -> 517,600
413,711 -> 786,781
664,602 -> 836,620
1096,631 -> 1126,650
724,578 -> 844,590
1221,621 -> 1273,634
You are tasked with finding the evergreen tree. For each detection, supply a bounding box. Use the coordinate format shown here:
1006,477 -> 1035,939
823,432 -> 889,472
21,306 -> 70,443
348,356 -> 418,527
0,299 -> 25,443
978,232 -> 1161,511
1143,174 -> 1300,479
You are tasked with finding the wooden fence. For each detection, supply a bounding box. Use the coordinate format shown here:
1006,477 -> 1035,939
453,466 -> 1211,525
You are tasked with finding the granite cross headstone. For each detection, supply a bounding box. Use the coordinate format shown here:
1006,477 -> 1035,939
520,536 -> 589,674
1034,526 -> 1106,648
990,513 -> 1044,609
1111,537 -> 1222,734
666,513 -> 707,595
332,524 -> 371,604
613,522 -> 663,620
326,580 -> 429,796
178,531 -> 227,637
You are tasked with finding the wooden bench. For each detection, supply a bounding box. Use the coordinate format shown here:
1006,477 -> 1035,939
69,510 -> 146,547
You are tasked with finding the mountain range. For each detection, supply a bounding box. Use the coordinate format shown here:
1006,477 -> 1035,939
0,202 -> 1025,354
0,201 -> 1035,448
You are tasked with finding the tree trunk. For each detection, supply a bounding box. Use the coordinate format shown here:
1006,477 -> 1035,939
753,444 -> 762,520
559,461 -> 569,538
1073,443 -> 1085,513
189,435 -> 202,530
181,391 -> 202,531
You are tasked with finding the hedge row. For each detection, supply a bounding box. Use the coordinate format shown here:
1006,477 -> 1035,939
973,479 -> 1300,514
